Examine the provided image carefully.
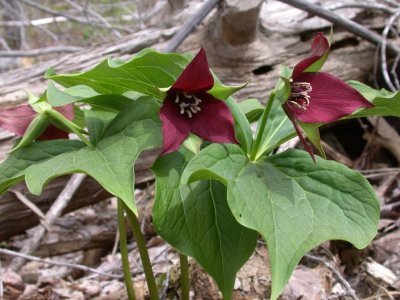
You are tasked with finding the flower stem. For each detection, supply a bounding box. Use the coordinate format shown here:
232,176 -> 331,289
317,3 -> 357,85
122,202 -> 160,300
249,91 -> 276,161
117,199 -> 137,300
179,253 -> 190,300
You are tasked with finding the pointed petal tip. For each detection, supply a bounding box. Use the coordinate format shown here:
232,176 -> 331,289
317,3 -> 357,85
172,47 -> 214,93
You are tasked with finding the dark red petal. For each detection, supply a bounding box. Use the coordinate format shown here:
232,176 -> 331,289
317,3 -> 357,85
172,48 -> 214,93
0,104 -> 36,136
283,103 -> 315,162
292,32 -> 330,80
310,32 -> 330,57
39,125 -> 69,140
292,72 -> 373,123
55,104 -> 74,120
190,92 -> 238,144
159,93 -> 192,155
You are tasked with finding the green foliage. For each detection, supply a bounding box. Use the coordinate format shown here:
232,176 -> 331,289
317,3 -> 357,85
152,149 -> 258,299
24,98 -> 161,215
347,81 -> 400,117
182,144 -> 379,300
0,140 -> 85,194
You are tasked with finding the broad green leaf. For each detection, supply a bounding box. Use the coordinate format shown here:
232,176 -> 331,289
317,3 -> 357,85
48,49 -> 191,99
347,81 -> 400,118
0,140 -> 85,194
237,99 -> 264,122
47,82 -> 80,107
24,98 -> 161,214
84,109 -> 116,145
208,82 -> 247,100
182,144 -> 379,300
153,150 -> 257,299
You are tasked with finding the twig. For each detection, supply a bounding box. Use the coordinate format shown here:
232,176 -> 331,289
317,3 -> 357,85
17,0 -> 133,34
63,0 -> 120,40
391,51 -> 400,89
0,46 -> 83,57
305,254 -> 360,300
0,259 -> 3,300
277,0 -> 400,55
327,2 -> 396,14
0,248 -> 121,279
163,0 -> 220,52
381,11 -> 400,92
9,190 -> 50,230
10,173 -> 87,271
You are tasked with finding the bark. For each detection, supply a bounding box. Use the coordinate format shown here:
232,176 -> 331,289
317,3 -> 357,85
218,0 -> 264,45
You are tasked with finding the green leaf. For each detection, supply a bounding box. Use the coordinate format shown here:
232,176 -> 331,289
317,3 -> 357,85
24,98 -> 161,215
0,140 -> 85,194
208,82 -> 247,100
237,99 -> 264,122
48,49 -> 191,99
47,82 -> 81,107
84,109 -> 116,145
152,150 -> 258,299
347,81 -> 400,117
182,144 -> 379,300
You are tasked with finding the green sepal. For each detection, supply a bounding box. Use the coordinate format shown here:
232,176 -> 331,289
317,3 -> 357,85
183,134 -> 203,155
208,82 -> 247,100
11,114 -> 49,152
298,122 -> 326,159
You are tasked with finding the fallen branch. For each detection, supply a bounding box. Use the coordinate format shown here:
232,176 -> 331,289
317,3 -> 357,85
17,0 -> 133,34
10,173 -> 87,271
277,0 -> 400,55
163,0 -> 219,52
0,248 -> 121,279
305,254 -> 360,300
0,46 -> 83,57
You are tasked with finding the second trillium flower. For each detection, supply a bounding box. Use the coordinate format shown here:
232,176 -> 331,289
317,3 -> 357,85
283,32 -> 373,158
160,48 -> 238,155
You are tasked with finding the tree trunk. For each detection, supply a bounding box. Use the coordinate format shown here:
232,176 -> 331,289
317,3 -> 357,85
218,0 -> 264,45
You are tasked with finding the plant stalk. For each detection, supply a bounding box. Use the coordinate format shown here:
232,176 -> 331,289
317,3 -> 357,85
123,202 -> 160,300
250,91 -> 276,161
179,253 -> 190,300
117,199 -> 137,300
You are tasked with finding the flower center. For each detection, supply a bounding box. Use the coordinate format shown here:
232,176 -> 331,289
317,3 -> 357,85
175,92 -> 202,118
288,81 -> 312,111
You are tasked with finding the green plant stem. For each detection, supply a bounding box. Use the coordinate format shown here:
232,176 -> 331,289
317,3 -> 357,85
117,199 -> 137,300
250,91 -> 276,161
122,202 -> 160,300
179,253 -> 190,300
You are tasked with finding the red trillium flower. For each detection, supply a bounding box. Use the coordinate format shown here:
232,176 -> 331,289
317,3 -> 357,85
283,32 -> 373,158
159,48 -> 238,155
0,104 -> 74,140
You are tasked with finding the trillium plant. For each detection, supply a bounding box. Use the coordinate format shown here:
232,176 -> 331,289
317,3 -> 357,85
1,32 -> 398,299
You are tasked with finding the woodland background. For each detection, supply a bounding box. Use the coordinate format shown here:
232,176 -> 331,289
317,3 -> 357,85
0,0 -> 399,299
